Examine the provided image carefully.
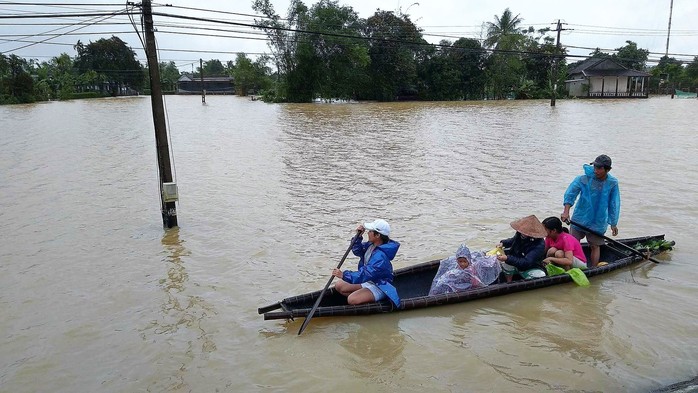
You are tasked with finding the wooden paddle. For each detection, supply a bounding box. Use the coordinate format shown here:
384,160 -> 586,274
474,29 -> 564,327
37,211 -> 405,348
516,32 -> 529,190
298,230 -> 362,335
567,219 -> 660,264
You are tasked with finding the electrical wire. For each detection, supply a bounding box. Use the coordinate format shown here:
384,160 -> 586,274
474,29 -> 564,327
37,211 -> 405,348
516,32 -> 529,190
0,2 -> 124,5
3,7 -> 128,52
154,3 -> 271,21
2,5 -> 696,68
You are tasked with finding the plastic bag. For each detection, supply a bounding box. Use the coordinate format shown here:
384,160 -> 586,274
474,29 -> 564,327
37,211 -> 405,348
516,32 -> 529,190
566,268 -> 590,287
545,263 -> 566,276
485,246 -> 504,257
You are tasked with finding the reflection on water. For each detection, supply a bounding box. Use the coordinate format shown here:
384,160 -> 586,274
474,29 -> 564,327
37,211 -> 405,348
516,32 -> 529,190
339,317 -> 406,388
340,319 -> 406,373
139,228 -> 217,391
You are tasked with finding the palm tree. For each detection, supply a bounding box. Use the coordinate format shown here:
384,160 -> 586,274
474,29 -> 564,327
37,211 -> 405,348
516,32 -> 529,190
484,8 -> 523,49
483,8 -> 525,99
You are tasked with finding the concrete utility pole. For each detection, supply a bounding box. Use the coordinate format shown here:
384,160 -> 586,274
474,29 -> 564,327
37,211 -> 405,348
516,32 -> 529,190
665,0 -> 674,57
200,58 -> 206,104
550,19 -> 569,107
142,0 -> 178,228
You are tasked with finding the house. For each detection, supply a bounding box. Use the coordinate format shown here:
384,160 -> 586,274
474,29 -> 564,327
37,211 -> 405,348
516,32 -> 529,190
176,74 -> 234,94
565,58 -> 650,98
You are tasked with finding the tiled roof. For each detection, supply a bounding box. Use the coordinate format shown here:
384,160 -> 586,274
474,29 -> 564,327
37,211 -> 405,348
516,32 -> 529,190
568,58 -> 650,77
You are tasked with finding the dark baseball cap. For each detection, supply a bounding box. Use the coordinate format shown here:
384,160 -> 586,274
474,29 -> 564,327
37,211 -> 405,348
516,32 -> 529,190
591,154 -> 612,168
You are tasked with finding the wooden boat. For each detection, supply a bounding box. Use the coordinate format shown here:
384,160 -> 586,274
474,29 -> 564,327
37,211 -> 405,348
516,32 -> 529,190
259,235 -> 669,320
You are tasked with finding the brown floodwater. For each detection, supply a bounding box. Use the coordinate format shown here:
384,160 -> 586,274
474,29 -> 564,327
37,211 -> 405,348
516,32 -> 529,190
1,96 -> 696,392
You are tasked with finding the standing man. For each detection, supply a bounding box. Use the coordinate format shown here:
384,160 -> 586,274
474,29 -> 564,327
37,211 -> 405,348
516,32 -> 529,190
561,154 -> 621,267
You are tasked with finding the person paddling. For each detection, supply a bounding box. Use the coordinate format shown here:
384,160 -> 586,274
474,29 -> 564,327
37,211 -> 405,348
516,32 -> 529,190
332,219 -> 400,307
561,154 -> 621,267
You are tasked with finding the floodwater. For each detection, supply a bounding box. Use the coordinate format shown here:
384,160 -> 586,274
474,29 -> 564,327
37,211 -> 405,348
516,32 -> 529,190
1,95 -> 696,392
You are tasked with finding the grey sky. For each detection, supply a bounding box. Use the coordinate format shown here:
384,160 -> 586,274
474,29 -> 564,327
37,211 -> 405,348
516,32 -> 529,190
1,0 -> 696,71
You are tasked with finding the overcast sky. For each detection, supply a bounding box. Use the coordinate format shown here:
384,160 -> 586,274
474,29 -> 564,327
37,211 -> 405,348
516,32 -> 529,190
1,0 -> 697,71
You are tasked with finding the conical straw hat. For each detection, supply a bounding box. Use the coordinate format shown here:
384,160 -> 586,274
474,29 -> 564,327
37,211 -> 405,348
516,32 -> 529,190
510,215 -> 547,238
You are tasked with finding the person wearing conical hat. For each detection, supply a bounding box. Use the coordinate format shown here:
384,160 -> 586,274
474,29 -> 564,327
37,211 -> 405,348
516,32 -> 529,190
497,215 -> 547,282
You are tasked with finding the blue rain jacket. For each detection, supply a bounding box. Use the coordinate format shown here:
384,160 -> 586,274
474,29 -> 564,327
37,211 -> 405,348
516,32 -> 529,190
564,164 -> 621,235
344,239 -> 401,308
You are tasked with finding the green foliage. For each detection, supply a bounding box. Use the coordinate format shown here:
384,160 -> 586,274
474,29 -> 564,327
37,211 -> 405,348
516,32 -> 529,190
686,56 -> 698,81
305,0 -> 368,100
452,38 -> 487,100
7,5 -> 690,104
197,59 -> 226,77
74,36 -> 143,92
232,53 -> 272,96
648,56 -> 690,92
484,8 -> 526,99
253,0 -> 368,102
417,39 -> 486,100
248,5 -> 582,102
417,44 -> 462,100
0,54 -> 35,104
613,41 -> 648,70
632,239 -> 675,252
159,61 -> 180,91
484,8 -> 524,50
364,10 -> 423,101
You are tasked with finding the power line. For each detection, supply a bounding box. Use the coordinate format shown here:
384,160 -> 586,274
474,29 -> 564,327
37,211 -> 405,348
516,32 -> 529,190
0,11 -> 128,18
568,23 -> 697,33
154,3 -> 272,21
2,6 -> 130,52
564,44 -> 697,59
0,30 -> 135,37
2,7 -> 696,67
0,2 -> 125,5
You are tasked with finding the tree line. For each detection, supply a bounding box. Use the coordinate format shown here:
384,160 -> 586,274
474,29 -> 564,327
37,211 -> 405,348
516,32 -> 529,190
0,35 -> 270,104
2,2 -> 698,105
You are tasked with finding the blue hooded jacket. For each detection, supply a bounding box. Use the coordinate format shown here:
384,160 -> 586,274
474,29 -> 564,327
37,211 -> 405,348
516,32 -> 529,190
343,239 -> 401,307
564,164 -> 621,234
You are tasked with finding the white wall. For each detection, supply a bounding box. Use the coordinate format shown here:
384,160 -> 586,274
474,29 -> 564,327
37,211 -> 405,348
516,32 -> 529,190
588,77 -> 630,94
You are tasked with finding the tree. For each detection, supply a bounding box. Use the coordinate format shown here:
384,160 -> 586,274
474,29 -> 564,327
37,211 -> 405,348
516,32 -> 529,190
650,56 -> 687,92
253,0 -> 312,101
518,29 -> 567,99
484,8 -> 526,99
452,38 -> 486,100
232,53 -> 255,96
74,36 -> 143,94
253,0 -> 369,102
613,40 -> 649,70
364,10 -> 424,101
45,53 -> 78,99
0,54 -> 8,78
416,41 -> 462,100
198,59 -> 226,76
159,61 -> 180,91
415,38 -> 486,100
484,8 -> 524,50
0,54 -> 35,104
304,0 -> 368,100
686,56 -> 698,81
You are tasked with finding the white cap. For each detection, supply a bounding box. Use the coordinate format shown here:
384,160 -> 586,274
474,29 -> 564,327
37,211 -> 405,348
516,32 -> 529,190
364,219 -> 391,236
